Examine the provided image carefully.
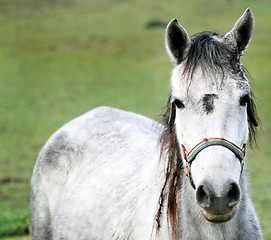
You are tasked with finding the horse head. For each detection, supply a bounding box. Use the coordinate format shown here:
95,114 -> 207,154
163,8 -> 258,224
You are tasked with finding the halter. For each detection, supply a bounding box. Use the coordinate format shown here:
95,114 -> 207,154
181,137 -> 246,189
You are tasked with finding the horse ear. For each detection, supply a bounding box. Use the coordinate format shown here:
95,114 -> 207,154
223,8 -> 254,54
165,19 -> 190,65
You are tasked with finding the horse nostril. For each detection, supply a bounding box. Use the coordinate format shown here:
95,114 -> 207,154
196,184 -> 211,208
227,182 -> 240,207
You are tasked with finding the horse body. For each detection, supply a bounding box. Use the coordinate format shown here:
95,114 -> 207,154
31,107 -> 167,239
31,8 -> 263,240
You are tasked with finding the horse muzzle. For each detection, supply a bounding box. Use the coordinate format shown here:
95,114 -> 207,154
196,180 -> 241,223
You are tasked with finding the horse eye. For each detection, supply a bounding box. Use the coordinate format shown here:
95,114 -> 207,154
240,94 -> 250,106
173,99 -> 185,109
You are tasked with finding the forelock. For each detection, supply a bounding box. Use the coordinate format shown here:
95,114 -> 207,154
182,32 -> 240,80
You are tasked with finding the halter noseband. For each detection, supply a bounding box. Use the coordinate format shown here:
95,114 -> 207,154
181,137 -> 246,189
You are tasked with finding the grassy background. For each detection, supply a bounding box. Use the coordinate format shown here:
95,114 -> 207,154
0,0 -> 270,239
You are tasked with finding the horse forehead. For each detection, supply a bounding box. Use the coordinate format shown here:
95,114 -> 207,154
171,66 -> 249,99
171,68 -> 219,99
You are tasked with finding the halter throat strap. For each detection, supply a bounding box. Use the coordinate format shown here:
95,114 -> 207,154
181,138 -> 246,189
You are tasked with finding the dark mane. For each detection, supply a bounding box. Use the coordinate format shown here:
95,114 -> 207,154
183,32 -> 239,79
155,32 -> 259,239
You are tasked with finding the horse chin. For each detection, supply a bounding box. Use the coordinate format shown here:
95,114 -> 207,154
202,209 -> 236,223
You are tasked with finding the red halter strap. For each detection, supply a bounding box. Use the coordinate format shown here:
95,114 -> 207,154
181,137 -> 246,189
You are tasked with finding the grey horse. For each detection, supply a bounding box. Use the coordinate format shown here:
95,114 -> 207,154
31,8 -> 262,239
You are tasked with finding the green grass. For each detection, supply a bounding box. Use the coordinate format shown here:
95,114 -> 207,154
1,237 -> 30,240
0,0 -> 270,238
0,210 -> 30,238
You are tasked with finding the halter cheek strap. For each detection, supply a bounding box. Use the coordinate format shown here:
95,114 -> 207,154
181,138 -> 246,189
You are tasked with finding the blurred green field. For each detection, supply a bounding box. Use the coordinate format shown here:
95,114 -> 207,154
0,0 -> 270,238
1,237 -> 29,240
